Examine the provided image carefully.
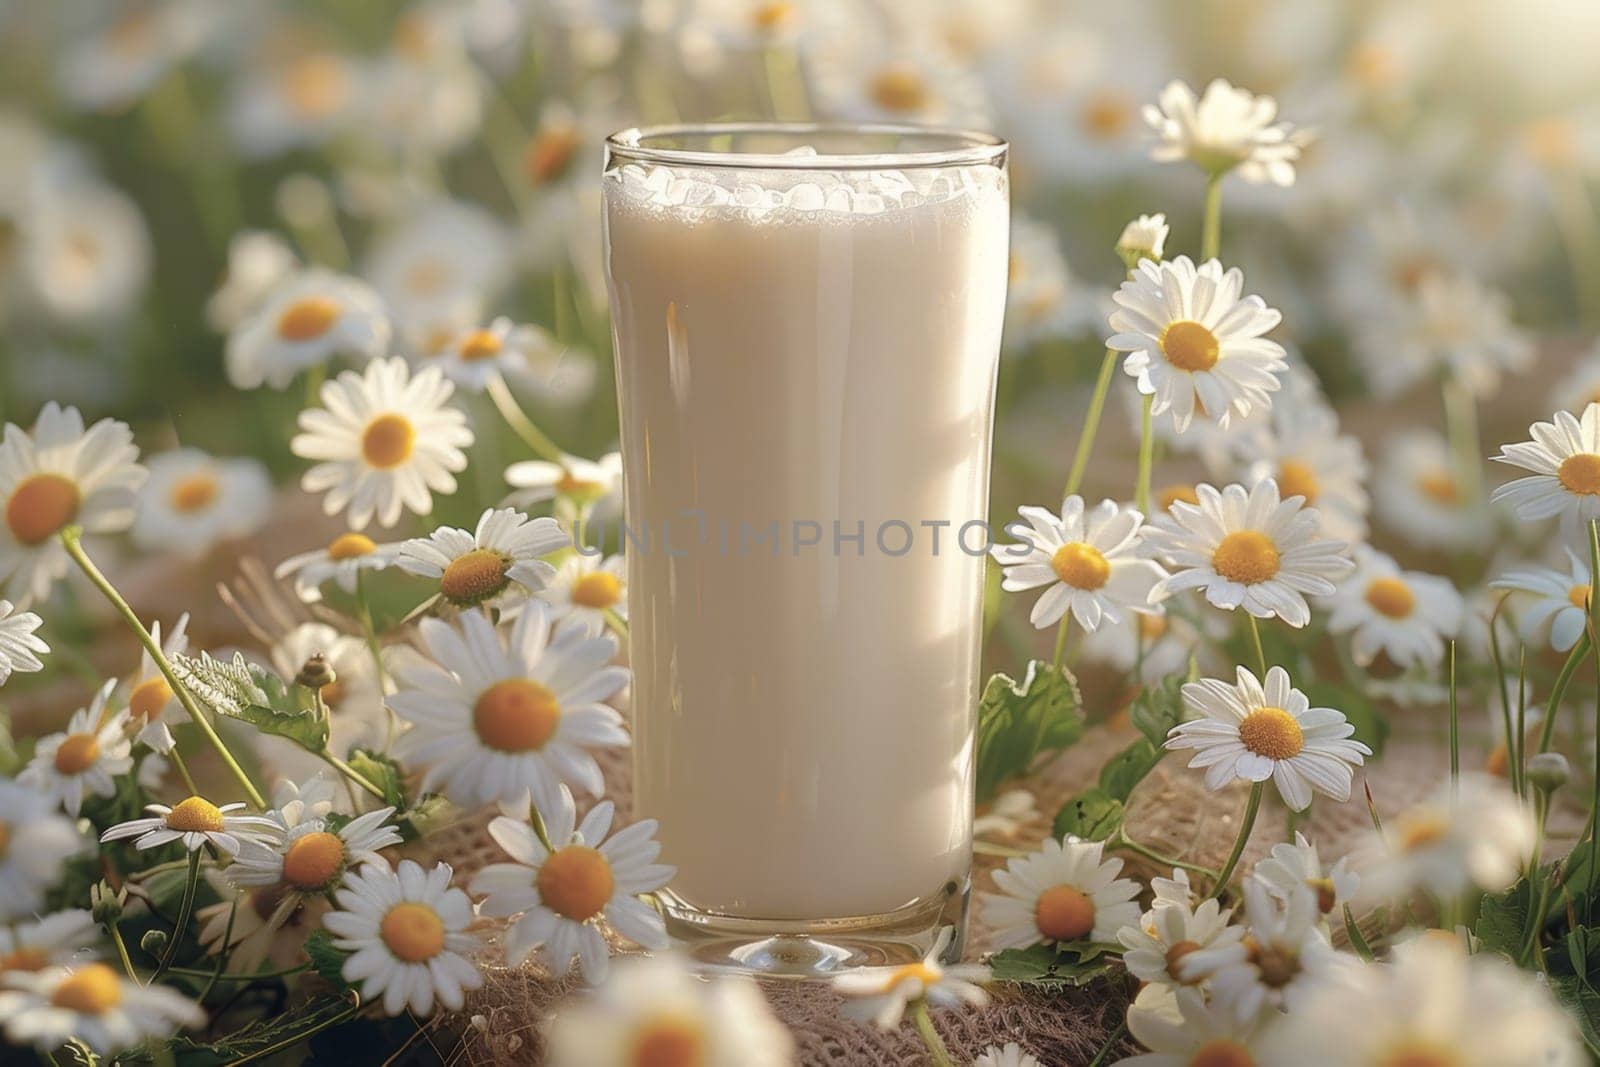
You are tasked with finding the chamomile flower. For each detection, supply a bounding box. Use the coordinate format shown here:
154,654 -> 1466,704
544,953 -> 793,1067
0,777 -> 86,920
23,178 -> 152,323
1358,273 -> 1532,399
274,531 -> 402,603
264,774 -> 340,828
0,910 -> 97,974
1117,870 -> 1245,989
363,199 -> 513,334
430,317 -> 566,393
226,269 -> 391,390
56,5 -> 206,112
397,507 -> 568,609
292,357 -> 473,529
1107,256 -> 1288,432
207,230 -> 299,331
1078,603 -> 1229,685
810,37 -> 989,126
1494,403 -> 1600,537
1324,548 -> 1463,669
471,784 -> 673,983
390,605 -> 629,810
1166,666 -> 1370,812
989,497 -> 1167,631
1374,430 -> 1492,551
0,599 -> 47,683
21,681 -> 132,817
1182,879 -> 1344,1022
1121,983 -> 1275,1066
1144,78 -> 1306,184
1493,549 -> 1594,653
227,49 -> 362,159
119,614 -> 187,753
1357,774 -> 1534,903
832,927 -> 990,1029
0,403 -> 145,605
1005,215 -> 1107,349
324,859 -> 483,1017
1117,212 -> 1170,266
537,552 -> 627,635
505,451 -> 623,519
973,1043 -> 1043,1067
1143,480 -> 1354,628
1243,405 -> 1370,543
196,867 -> 330,975
1251,831 -> 1358,920
230,807 -> 400,895
132,449 -> 272,558
983,835 -> 1142,950
973,788 -> 1040,843
0,962 -> 205,1056
100,796 -> 281,856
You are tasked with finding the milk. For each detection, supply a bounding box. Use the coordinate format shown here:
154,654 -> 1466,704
603,149 -> 1008,925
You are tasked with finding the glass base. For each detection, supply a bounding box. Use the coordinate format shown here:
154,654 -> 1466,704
659,879 -> 969,978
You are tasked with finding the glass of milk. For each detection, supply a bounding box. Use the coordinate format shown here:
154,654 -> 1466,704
601,125 -> 1009,975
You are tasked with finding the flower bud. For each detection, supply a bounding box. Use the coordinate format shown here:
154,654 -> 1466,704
140,929 -> 169,956
1527,751 -> 1571,794
296,653 -> 337,692
90,880 -> 126,925
1117,213 -> 1169,270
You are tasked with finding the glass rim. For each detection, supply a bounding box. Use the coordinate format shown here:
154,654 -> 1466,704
604,122 -> 1008,171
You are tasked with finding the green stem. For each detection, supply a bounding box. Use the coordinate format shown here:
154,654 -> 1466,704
318,751 -> 388,803
1206,781 -> 1264,902
1135,394 -> 1154,514
168,962 -> 310,982
1537,633 -> 1590,754
1200,173 -> 1224,261
199,898 -> 240,1002
1245,615 -> 1269,677
1087,1021 -> 1128,1067
61,530 -> 265,809
1111,829 -> 1221,880
168,747 -> 200,796
910,999 -> 954,1067
1050,614 -> 1072,672
154,850 -> 202,980
1447,641 -> 1460,795
107,921 -> 139,982
1441,375 -> 1483,505
486,372 -> 567,464
1064,348 -> 1120,499
221,993 -> 362,1066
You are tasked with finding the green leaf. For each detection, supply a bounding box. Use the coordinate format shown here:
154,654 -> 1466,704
1474,880 -> 1532,960
59,1039 -> 103,1066
172,651 -> 329,753
395,794 -> 453,843
1098,737 -> 1163,803
304,930 -> 352,991
987,943 -> 1118,988
1052,787 -> 1125,842
346,748 -> 407,809
1551,974 -> 1600,1057
975,660 -> 1084,802
1128,672 -> 1185,747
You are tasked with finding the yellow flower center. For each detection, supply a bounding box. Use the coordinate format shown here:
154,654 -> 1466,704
1,946 -> 49,972
473,679 -> 561,752
169,473 -> 220,514
1051,542 -> 1110,591
439,548 -> 512,604
379,902 -> 445,963
1571,584 -> 1593,609
282,830 -> 347,890
1237,706 -> 1304,761
523,125 -> 582,185
1364,577 -> 1416,619
1211,530 -> 1280,585
752,1 -> 797,31
1080,91 -> 1133,139
869,64 -> 929,113
54,733 -> 101,775
1416,470 -> 1460,505
1189,1039 -> 1257,1067
165,796 -> 225,833
1378,1043 -> 1460,1067
1308,877 -> 1338,915
1035,884 -> 1095,942
49,964 -> 123,1015
1395,813 -> 1449,853
555,471 -> 601,496
1558,453 -> 1600,496
275,295 -> 341,342
630,1016 -> 707,1067
571,572 -> 623,610
328,532 -> 377,560
1165,939 -> 1203,983
1345,42 -> 1396,90
1138,613 -> 1169,640
457,329 -> 504,362
6,473 -> 82,546
1159,320 -> 1221,373
1246,938 -> 1300,988
1276,460 -> 1318,504
283,54 -> 347,119
537,845 -> 615,922
879,962 -> 941,992
360,414 -> 416,470
1159,484 -> 1200,511
129,676 -> 174,721
1524,117 -> 1578,169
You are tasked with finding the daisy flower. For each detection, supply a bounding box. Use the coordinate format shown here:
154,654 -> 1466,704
131,448 -> 272,558
0,402 -> 145,605
1243,405 -> 1370,543
274,531 -> 402,603
23,177 -> 151,323
809,36 -> 990,126
56,5 -> 206,112
1374,430 -> 1492,551
264,773 -> 340,828
429,317 -> 566,393
390,605 -> 629,810
120,615 -> 189,753
1356,774 -> 1534,903
989,497 -> 1167,631
1324,548 -> 1463,669
1121,983 -> 1274,1067
230,807 -> 400,896
1117,212 -> 1170,266
1143,78 -> 1306,184
1261,936 -> 1585,1067
1107,256 -> 1288,432
1492,404 -> 1600,536
1117,869 -> 1245,989
973,788 -> 1040,843
471,784 -> 673,983
196,867 -> 331,975
100,796 -> 281,856
505,451 -> 623,516
0,776 -> 86,920
973,1043 -> 1043,1067
0,962 -> 205,1056
225,269 -> 390,390
544,953 -> 793,1067
1358,273 -> 1532,400
397,507 -> 568,609
537,552 -> 627,635
292,357 -> 473,529
1078,603 -> 1229,685
982,835 -> 1142,950
1182,879 -> 1344,1022
226,49 -> 362,159
324,859 -> 483,1017
1005,215 -> 1107,349
0,910 -> 97,974
1251,831 -> 1359,920
207,230 -> 299,332
363,199 -> 513,334
20,681 -> 133,817
832,927 -> 990,1029
0,598 -> 48,683
1143,480 -> 1354,628
1493,549 -> 1594,653
1166,665 -> 1371,812
263,623 -> 388,781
